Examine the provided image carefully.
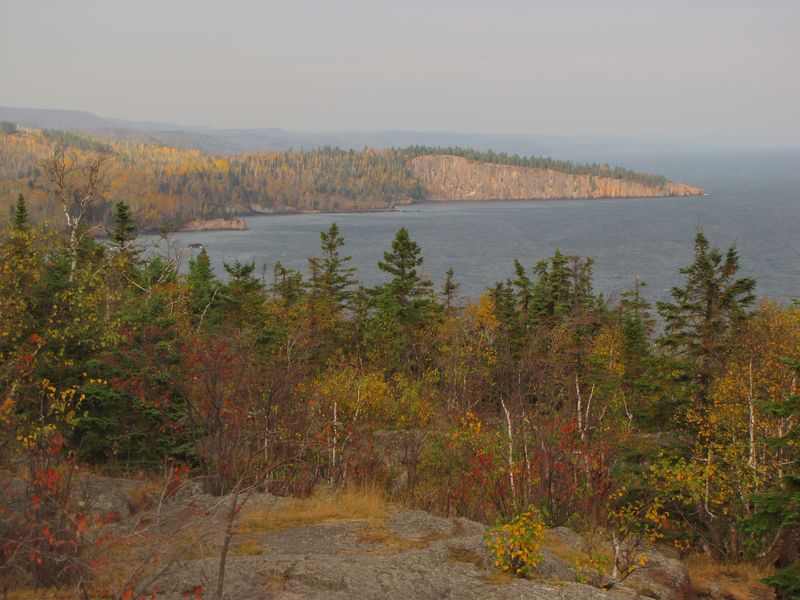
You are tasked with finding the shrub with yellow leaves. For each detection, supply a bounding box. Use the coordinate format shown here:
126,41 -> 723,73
484,510 -> 544,578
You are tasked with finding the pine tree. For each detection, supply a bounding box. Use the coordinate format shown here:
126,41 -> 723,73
511,258 -> 533,322
12,193 -> 30,232
374,227 -> 434,324
656,229 -> 756,414
270,261 -> 304,306
111,202 -> 136,249
223,260 -> 265,325
187,248 -> 221,324
309,222 -> 357,311
442,267 -> 459,310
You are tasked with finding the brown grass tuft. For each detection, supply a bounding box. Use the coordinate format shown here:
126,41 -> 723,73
484,570 -> 515,585
543,530 -> 592,566
128,484 -> 160,512
448,546 -> 484,567
237,485 -> 390,535
683,553 -> 773,600
230,537 -> 264,556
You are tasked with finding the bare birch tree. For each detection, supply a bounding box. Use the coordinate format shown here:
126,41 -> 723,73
40,144 -> 112,280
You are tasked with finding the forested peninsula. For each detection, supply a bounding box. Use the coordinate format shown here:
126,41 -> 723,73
0,124 -> 703,231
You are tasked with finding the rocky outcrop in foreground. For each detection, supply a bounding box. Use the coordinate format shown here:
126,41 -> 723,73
163,509 -> 689,600
411,155 -> 704,201
87,479 -> 691,600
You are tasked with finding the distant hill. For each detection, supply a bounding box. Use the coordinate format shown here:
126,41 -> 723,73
0,107 -> 114,130
0,106 -> 755,158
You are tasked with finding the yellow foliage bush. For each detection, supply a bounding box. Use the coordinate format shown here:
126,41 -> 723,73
484,510 -> 545,578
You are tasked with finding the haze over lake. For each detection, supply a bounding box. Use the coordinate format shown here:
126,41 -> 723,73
151,148 -> 800,307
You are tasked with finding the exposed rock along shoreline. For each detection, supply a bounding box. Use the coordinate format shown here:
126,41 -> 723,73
179,156 -> 704,228
181,217 -> 248,231
410,155 -> 705,201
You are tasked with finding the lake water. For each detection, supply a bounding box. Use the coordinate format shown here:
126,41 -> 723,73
148,148 -> 800,308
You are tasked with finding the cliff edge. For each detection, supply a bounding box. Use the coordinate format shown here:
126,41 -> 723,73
182,217 -> 248,231
411,155 -> 704,201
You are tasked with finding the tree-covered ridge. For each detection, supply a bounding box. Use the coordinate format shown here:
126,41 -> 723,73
2,203 -> 800,597
402,145 -> 668,188
0,127 -> 672,231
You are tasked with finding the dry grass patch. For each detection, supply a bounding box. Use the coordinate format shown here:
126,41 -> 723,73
230,537 -> 264,557
238,485 -> 390,535
263,570 -> 289,590
354,520 -> 428,554
484,570 -> 515,585
355,521 -> 463,555
0,584 -> 62,600
543,530 -> 592,566
128,483 -> 161,512
448,546 -> 484,567
683,553 -> 773,600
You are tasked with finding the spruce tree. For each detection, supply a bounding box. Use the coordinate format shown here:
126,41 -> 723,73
530,249 -> 594,321
187,248 -> 221,323
309,222 -> 357,311
442,267 -> 459,310
270,261 -> 304,306
223,259 -> 266,326
111,202 -> 136,249
12,193 -> 29,232
656,229 -> 756,414
511,258 -> 533,321
374,227 -> 434,324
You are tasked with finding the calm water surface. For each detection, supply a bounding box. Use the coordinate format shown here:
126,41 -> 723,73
148,149 -> 800,307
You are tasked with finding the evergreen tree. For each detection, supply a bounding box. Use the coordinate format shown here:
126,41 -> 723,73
511,258 -> 533,322
611,278 -> 664,428
656,229 -> 756,414
442,267 -> 459,310
374,227 -> 434,324
270,261 -> 304,307
12,193 -> 29,232
111,201 -> 136,249
530,249 -> 591,321
487,280 -> 525,348
223,260 -> 265,325
187,248 -> 221,324
567,254 -> 596,315
309,222 -> 357,311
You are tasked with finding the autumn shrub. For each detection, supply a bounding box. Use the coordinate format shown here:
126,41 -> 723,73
571,491 -> 670,589
524,414 -> 614,527
0,429 -> 103,592
0,382 -> 111,592
411,413 -> 519,523
307,366 -> 433,487
484,510 -> 544,578
573,551 -> 612,588
310,367 -> 433,429
174,335 -> 276,495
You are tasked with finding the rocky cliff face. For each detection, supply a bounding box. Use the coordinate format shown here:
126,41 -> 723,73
182,217 -> 248,231
410,155 -> 704,201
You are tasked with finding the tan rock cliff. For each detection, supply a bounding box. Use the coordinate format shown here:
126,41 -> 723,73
182,217 -> 247,231
410,155 -> 704,201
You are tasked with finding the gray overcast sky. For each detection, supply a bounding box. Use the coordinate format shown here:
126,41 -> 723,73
2,0 -> 798,145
